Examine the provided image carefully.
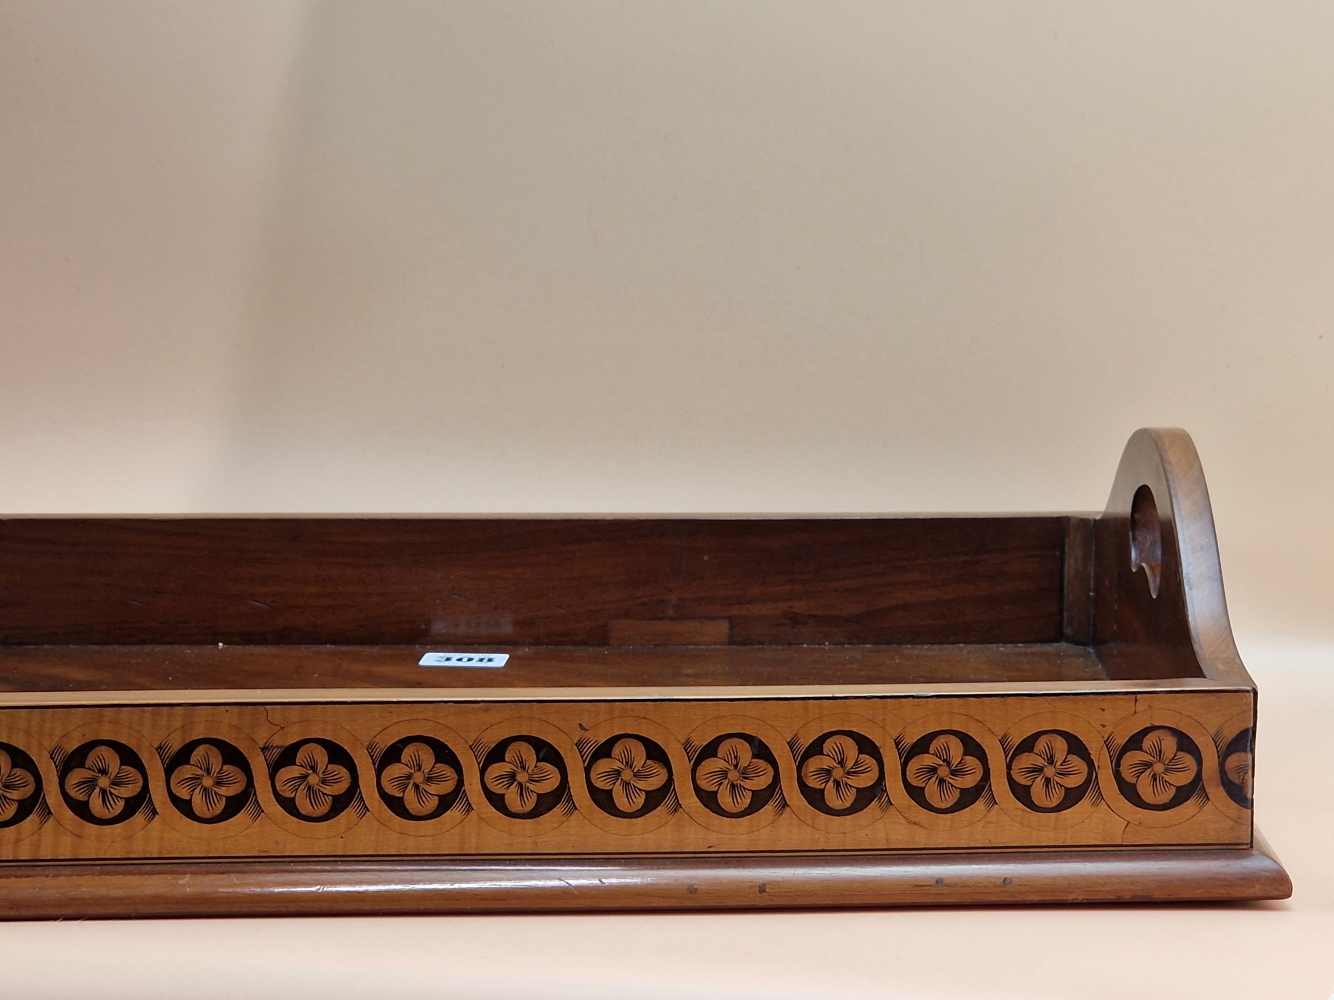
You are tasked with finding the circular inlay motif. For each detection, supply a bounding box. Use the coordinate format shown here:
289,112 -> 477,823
58,740 -> 151,826
1219,727 -> 1254,809
584,734 -> 672,819
1113,726 -> 1202,811
1006,730 -> 1094,813
0,743 -> 42,829
376,735 -> 464,821
481,736 -> 567,819
164,739 -> 254,825
269,739 -> 359,823
795,730 -> 883,817
691,733 -> 779,819
902,729 -> 990,814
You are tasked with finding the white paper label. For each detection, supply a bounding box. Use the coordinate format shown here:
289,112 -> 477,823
418,651 -> 510,668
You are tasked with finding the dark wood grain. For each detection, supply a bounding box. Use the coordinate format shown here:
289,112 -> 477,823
608,618 -> 730,645
1062,516 -> 1095,644
0,641 -> 1108,691
1093,430 -> 1241,683
0,834 -> 1290,918
0,517 -> 1066,646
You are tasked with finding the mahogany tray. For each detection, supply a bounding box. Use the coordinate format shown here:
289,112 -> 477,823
0,428 -> 1290,917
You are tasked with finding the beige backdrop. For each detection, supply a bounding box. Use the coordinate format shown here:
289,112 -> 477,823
1,2 -> 1332,997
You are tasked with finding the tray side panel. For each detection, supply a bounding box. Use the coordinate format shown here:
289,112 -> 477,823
0,517 -> 1065,646
0,689 -> 1253,862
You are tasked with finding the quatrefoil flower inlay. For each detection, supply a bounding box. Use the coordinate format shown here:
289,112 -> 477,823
1118,728 -> 1198,807
1009,733 -> 1089,810
0,749 -> 37,824
695,737 -> 775,815
799,735 -> 879,812
905,734 -> 984,811
588,737 -> 669,815
380,742 -> 459,817
274,743 -> 353,819
169,743 -> 248,820
64,745 -> 144,821
484,740 -> 562,816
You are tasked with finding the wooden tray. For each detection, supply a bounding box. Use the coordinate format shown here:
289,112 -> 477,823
0,428 -> 1290,916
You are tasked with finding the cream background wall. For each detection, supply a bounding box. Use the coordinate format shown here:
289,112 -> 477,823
1,3 -> 1332,997
4,0 -> 1334,641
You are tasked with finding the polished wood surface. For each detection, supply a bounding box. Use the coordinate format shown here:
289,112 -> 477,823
0,516 -> 1065,646
1061,516 -> 1095,644
0,834 -> 1290,918
0,642 -> 1109,692
1095,428 -> 1250,685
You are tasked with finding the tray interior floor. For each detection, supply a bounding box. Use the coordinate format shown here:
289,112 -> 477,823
0,642 -> 1109,692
